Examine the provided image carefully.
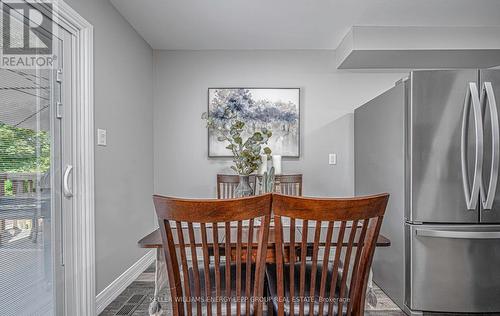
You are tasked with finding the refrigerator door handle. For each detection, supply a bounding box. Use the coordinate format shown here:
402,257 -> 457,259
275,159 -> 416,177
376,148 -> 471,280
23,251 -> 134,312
461,82 -> 483,210
416,228 -> 500,239
480,82 -> 499,210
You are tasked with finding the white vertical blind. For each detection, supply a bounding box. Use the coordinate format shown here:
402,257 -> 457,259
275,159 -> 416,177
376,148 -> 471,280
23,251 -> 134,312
0,9 -> 55,314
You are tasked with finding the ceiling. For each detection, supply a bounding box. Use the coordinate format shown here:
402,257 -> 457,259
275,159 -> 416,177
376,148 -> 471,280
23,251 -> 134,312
110,0 -> 500,50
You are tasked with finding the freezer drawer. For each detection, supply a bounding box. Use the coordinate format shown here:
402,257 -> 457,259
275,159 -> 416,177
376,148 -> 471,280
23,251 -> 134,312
406,224 -> 500,313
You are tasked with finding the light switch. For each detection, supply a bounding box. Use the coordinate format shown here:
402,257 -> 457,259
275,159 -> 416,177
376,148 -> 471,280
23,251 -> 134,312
329,153 -> 337,165
97,129 -> 107,146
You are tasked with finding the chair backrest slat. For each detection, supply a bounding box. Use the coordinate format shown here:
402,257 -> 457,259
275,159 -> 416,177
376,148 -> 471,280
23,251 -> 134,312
245,219 -> 254,316
175,221 -> 192,316
275,174 -> 302,196
235,220 -> 243,316
200,223 -> 212,316
187,222 -> 202,315
337,220 -> 358,315
159,220 -> 183,315
224,221 -> 232,316
299,219 -> 308,316
288,218 -> 296,313
271,193 -> 388,316
308,221 -> 322,316
252,214 -> 271,315
217,174 -> 257,199
347,220 -> 369,315
274,216 -> 286,314
317,221 -> 334,316
154,194 -> 272,316
328,221 -> 346,316
352,216 -> 384,311
212,223 -> 222,316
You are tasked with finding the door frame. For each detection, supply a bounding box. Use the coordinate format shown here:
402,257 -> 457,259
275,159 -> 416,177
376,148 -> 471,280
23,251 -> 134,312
31,0 -> 95,314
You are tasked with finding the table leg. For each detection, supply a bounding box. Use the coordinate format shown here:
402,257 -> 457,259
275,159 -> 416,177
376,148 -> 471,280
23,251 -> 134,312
149,248 -> 167,316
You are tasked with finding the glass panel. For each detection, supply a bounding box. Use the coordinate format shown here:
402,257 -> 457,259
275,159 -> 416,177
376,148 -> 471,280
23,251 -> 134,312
0,5 -> 57,313
0,68 -> 55,315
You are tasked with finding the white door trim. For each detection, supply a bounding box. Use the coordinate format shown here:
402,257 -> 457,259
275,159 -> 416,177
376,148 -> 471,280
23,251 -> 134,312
32,1 -> 95,315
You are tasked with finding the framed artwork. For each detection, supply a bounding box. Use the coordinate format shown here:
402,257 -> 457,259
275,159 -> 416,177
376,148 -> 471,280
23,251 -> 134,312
207,88 -> 300,157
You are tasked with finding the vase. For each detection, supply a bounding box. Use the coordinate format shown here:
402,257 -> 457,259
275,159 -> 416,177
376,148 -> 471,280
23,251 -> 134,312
234,175 -> 253,197
272,155 -> 282,175
258,154 -> 268,175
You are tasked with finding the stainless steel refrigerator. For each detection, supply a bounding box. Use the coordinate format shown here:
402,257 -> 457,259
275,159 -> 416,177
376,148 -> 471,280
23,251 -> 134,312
354,69 -> 500,315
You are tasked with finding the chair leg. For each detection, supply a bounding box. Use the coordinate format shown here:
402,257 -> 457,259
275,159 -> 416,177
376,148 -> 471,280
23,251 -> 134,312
264,269 -> 274,316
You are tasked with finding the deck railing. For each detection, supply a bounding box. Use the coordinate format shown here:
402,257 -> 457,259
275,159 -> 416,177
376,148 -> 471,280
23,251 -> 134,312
0,172 -> 39,197
0,172 -> 44,246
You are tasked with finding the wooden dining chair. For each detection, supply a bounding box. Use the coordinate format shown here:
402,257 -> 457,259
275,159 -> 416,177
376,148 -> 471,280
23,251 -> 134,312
274,175 -> 302,196
217,174 -> 257,199
268,193 -> 389,316
153,194 -> 273,316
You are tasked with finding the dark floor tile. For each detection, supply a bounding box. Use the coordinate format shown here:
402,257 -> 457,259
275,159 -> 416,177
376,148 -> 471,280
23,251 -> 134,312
100,269 -> 404,316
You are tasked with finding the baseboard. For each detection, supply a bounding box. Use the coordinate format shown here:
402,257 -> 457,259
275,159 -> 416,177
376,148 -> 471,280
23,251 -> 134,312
96,249 -> 156,314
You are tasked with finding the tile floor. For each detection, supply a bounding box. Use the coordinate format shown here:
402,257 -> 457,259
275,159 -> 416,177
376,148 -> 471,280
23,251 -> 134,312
100,263 -> 405,316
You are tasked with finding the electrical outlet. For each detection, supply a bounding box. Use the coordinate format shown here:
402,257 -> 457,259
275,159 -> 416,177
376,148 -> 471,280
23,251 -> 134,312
97,129 -> 107,146
329,153 -> 337,165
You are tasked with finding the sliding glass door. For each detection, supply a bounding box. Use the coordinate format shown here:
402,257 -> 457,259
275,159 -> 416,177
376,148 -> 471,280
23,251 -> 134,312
0,4 -> 73,315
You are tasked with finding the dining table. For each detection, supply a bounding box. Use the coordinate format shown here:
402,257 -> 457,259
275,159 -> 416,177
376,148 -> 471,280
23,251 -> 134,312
138,222 -> 390,315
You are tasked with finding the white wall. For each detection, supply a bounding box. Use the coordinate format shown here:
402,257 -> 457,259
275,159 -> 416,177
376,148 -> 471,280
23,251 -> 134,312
153,50 -> 406,197
64,0 -> 155,293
